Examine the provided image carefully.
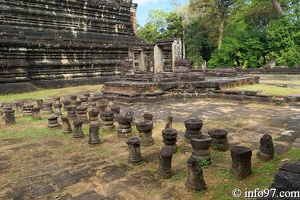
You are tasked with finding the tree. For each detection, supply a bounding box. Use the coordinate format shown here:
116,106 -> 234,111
265,17 -> 300,66
137,10 -> 183,44
189,0 -> 237,51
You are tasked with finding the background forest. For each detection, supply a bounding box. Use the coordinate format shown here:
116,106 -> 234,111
137,0 -> 300,68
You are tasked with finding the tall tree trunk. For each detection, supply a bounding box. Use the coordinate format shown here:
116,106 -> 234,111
218,19 -> 224,51
271,0 -> 283,15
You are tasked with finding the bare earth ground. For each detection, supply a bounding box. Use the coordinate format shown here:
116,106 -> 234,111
0,95 -> 300,200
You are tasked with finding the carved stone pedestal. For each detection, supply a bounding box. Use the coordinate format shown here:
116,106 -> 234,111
70,95 -> 77,105
136,121 -> 154,146
126,137 -> 143,164
53,96 -> 61,104
53,103 -> 62,117
230,146 -> 252,179
190,136 -> 212,164
62,100 -> 71,111
42,102 -> 53,114
73,119 -> 84,138
66,105 -> 77,121
15,101 -> 24,113
61,116 -> 72,133
76,106 -> 89,123
184,118 -> 203,139
143,113 -> 153,122
208,129 -> 229,151
47,116 -> 60,128
111,106 -> 120,119
31,107 -> 42,120
100,111 -> 115,131
162,128 -> 178,154
117,113 -> 133,138
257,134 -> 274,161
89,109 -> 100,125
2,107 -> 12,120
36,99 -> 43,109
22,104 -> 34,116
4,110 -> 16,124
158,147 -> 173,179
88,124 -> 101,145
186,157 -> 206,191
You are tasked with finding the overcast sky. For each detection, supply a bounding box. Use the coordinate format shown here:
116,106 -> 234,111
133,0 -> 188,26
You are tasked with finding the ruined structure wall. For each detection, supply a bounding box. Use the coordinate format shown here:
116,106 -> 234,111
0,0 -> 143,93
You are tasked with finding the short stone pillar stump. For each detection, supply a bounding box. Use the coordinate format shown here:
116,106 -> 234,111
157,147 -> 173,179
162,128 -> 178,154
88,102 -> 97,112
61,116 -> 72,133
4,109 -> 16,124
73,119 -> 84,138
186,157 -> 206,191
126,137 -> 143,164
208,129 -> 229,151
36,99 -> 43,109
89,108 -> 100,125
136,121 -> 154,146
53,103 -> 62,117
47,116 -> 60,128
79,96 -> 88,105
22,104 -> 34,116
184,118 -> 203,139
88,124 -> 101,145
76,106 -> 89,123
2,107 -> 12,120
15,101 -> 24,113
0,103 -> 3,116
257,134 -> 274,161
53,96 -> 61,104
70,95 -> 77,105
31,107 -> 42,120
111,106 -> 120,119
66,105 -> 77,121
100,111 -> 115,131
83,93 -> 90,98
117,113 -> 133,138
190,136 -> 212,164
42,102 -> 53,114
230,146 -> 252,179
98,104 -> 107,113
62,100 -> 71,111
143,113 -> 153,122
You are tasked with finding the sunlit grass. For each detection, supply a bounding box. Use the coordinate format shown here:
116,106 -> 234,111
226,84 -> 300,96
0,85 -> 103,102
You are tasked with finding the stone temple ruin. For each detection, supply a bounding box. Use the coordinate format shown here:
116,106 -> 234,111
0,0 -> 261,98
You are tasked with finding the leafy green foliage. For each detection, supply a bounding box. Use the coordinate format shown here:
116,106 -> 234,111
137,1 -> 300,68
137,10 -> 183,44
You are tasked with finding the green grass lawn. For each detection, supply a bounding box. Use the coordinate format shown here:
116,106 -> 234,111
0,85 -> 103,102
226,84 -> 300,96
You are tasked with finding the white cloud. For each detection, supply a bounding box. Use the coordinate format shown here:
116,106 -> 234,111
133,0 -> 161,6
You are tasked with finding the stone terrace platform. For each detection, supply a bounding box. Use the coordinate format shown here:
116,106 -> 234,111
102,73 -> 259,104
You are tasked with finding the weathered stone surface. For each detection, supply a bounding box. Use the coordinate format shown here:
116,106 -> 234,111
208,129 -> 229,151
184,118 -> 203,139
186,157 -> 206,191
162,128 -> 178,154
257,134 -> 274,161
158,147 -> 173,179
126,137 -> 143,164
230,146 -> 252,179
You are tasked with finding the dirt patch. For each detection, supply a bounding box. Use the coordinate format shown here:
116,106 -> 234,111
101,164 -> 131,183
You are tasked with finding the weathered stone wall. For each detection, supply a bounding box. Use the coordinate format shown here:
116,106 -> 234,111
0,0 -> 144,93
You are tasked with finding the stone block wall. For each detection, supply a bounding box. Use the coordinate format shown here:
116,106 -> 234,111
0,0 -> 144,93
